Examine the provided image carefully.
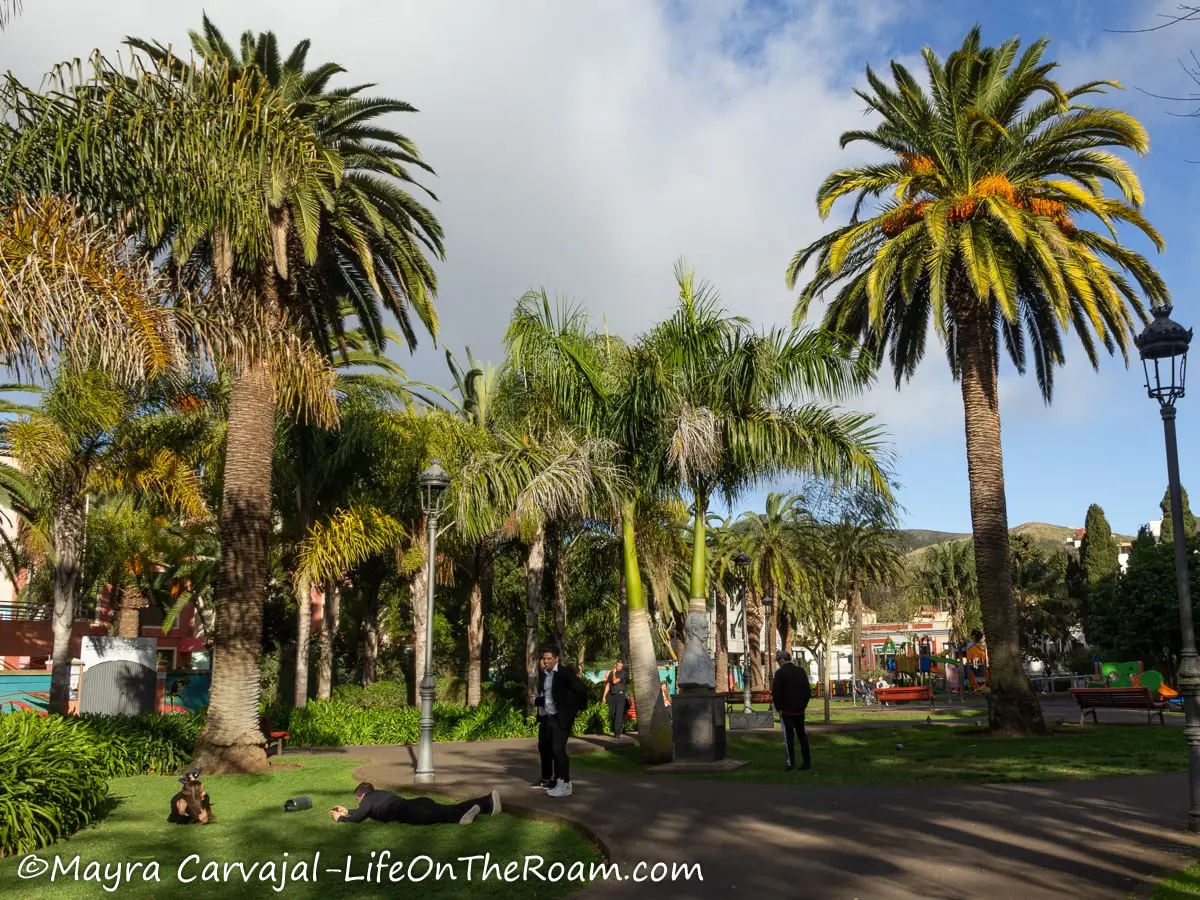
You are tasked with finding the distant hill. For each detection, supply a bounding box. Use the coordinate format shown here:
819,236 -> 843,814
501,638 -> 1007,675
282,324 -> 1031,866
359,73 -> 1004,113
896,529 -> 969,553
899,521 -> 1138,564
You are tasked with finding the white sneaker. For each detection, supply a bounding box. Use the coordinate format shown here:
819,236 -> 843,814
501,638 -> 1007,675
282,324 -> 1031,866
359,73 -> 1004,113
546,780 -> 573,798
489,790 -> 502,816
459,804 -> 481,825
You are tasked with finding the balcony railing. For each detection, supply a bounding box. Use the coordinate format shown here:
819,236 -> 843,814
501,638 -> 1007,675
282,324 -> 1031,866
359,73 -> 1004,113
0,602 -> 51,621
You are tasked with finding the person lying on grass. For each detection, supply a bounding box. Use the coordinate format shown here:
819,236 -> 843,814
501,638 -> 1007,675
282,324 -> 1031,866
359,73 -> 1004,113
168,776 -> 213,825
331,782 -> 502,826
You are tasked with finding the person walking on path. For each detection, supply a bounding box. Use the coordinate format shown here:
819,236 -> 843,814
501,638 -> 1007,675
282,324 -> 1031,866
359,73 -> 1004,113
771,650 -> 812,771
332,782 -> 502,825
600,660 -> 630,738
530,644 -> 589,797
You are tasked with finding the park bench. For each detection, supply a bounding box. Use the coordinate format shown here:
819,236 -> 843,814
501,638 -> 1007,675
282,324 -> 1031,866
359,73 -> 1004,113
1069,687 -> 1169,725
723,690 -> 773,707
259,715 -> 290,756
875,685 -> 933,705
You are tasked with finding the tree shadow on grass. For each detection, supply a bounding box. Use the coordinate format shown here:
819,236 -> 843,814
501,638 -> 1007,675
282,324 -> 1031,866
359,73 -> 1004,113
1,758 -> 599,900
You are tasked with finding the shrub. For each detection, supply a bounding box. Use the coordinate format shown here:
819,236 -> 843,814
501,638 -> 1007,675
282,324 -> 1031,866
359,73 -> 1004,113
75,712 -> 204,777
0,712 -> 110,857
286,698 -> 629,747
331,681 -> 409,709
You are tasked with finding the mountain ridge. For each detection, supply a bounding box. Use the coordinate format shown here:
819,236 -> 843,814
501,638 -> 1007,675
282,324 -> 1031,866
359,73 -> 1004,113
900,521 -> 1140,561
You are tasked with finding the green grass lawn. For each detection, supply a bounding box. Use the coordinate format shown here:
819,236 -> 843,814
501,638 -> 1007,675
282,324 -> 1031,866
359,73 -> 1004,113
576,724 -> 1190,786
722,702 -> 984,723
1152,860 -> 1200,898
0,755 -> 601,899
1151,860 -> 1200,898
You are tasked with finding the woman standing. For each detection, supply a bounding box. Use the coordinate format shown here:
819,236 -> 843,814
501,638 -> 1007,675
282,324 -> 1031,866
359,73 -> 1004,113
600,660 -> 629,738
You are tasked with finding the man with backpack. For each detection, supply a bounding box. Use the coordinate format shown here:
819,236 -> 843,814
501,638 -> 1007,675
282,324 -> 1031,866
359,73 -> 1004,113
771,649 -> 812,771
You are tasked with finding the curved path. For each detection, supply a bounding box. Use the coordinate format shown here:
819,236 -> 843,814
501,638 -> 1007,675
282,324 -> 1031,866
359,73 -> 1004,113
321,716 -> 1200,899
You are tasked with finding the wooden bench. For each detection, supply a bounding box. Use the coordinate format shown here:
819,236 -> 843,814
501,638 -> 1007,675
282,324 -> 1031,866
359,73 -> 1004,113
723,690 -> 773,707
259,715 -> 290,755
1069,687 -> 1169,725
875,685 -> 933,705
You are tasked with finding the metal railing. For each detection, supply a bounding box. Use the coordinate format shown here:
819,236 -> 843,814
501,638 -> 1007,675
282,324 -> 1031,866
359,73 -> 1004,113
0,602 -> 51,621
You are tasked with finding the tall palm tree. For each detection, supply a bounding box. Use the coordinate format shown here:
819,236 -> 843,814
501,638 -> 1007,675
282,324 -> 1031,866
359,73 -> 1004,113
786,28 -> 1168,734
914,540 -> 981,645
738,493 -> 808,689
503,291 -> 677,761
655,259 -> 890,643
20,23 -> 444,768
3,367 -> 208,712
274,326 -> 416,707
456,425 -> 626,712
816,486 -> 903,702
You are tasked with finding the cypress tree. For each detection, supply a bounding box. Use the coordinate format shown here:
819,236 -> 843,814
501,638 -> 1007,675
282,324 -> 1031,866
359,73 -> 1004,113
1159,487 -> 1196,544
1079,504 -> 1119,585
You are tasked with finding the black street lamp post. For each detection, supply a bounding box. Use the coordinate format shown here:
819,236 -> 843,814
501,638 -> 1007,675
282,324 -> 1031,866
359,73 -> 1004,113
414,459 -> 450,784
1135,304 -> 1200,832
734,551 -> 752,713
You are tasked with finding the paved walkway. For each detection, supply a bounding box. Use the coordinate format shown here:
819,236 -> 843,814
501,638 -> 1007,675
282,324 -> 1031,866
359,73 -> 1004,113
308,715 -> 1200,900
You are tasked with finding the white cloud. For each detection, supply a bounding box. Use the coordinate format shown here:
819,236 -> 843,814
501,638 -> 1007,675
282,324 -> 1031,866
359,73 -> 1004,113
0,0 -> 1191,523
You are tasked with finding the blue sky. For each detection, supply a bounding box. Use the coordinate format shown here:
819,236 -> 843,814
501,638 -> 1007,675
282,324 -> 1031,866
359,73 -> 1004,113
6,0 -> 1200,537
698,0 -> 1200,536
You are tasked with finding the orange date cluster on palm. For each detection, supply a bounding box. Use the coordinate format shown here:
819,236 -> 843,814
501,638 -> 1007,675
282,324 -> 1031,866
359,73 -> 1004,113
881,167 -> 1077,237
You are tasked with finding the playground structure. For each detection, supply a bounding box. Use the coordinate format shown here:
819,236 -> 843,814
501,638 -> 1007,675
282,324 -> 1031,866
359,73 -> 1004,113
868,637 -> 990,702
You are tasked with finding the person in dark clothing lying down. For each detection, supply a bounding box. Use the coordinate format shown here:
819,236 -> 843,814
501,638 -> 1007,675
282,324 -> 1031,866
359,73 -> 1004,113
331,782 -> 503,826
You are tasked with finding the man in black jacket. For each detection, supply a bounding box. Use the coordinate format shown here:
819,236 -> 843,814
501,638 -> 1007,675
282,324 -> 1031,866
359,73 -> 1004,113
771,650 -> 812,771
530,644 -> 589,797
331,782 -> 502,825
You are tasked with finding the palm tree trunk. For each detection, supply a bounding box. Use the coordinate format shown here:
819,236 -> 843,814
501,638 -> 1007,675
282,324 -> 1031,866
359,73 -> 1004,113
49,497 -> 85,714
823,629 -> 833,724
618,569 -> 631,667
361,576 -> 382,687
114,584 -> 146,639
292,573 -> 313,707
747,587 -> 764,690
466,541 -> 486,707
623,502 -> 671,763
551,526 -> 568,654
715,589 -> 729,693
957,304 -> 1046,736
193,362 -> 275,774
780,609 -> 793,662
316,581 -> 340,700
524,523 -> 546,716
850,583 -> 863,691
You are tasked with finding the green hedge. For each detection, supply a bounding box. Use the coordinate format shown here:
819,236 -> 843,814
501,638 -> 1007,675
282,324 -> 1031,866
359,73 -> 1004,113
0,710 -> 207,858
0,712 -> 110,858
287,699 -> 630,747
75,712 -> 205,777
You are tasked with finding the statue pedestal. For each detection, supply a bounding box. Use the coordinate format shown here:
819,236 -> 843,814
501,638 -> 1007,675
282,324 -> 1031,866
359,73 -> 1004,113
671,688 -> 727,762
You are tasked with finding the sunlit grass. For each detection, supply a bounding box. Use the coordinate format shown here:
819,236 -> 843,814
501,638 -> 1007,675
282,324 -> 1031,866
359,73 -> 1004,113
1151,859 -> 1200,898
0,755 -> 600,899
575,724 -> 1190,786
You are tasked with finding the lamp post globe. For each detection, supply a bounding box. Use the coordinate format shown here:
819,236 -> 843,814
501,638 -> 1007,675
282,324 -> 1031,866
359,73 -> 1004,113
414,459 -> 450,784
1136,305 -> 1200,832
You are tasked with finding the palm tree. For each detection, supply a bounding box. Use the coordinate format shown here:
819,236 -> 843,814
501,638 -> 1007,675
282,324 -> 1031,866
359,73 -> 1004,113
456,425 -> 626,712
4,367 -> 207,712
274,327 -> 416,707
654,259 -> 890,647
738,493 -> 808,689
786,28 -> 1168,734
18,23 -> 445,768
502,291 -> 677,761
913,540 -> 981,645
816,486 -> 903,704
